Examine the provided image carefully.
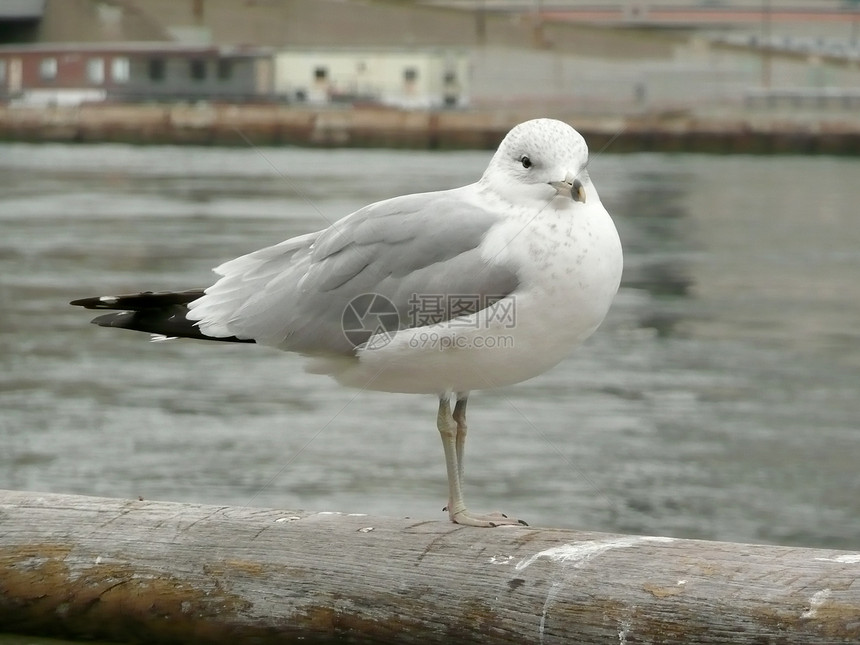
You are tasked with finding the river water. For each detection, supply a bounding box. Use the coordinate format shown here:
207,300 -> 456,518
1,142 -> 858,550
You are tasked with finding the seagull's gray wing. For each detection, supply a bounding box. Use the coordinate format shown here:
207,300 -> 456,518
189,188 -> 520,355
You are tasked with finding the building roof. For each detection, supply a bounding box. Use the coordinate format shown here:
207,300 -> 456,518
0,41 -> 270,57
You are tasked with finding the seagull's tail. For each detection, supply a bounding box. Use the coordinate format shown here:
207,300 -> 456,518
69,290 -> 255,344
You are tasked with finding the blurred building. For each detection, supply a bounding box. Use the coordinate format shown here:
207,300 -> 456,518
0,42 -> 271,105
0,43 -> 469,109
0,0 -> 45,43
274,48 -> 468,108
1,0 -> 859,118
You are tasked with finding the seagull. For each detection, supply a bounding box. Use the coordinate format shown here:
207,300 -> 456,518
71,118 -> 623,527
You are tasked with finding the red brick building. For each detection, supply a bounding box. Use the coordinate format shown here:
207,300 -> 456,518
0,42 -> 271,105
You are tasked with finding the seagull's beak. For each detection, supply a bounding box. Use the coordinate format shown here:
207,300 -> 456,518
549,176 -> 586,203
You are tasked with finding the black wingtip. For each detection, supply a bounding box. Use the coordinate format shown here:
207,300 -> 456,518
71,289 -> 254,344
85,307 -> 255,344
71,295 -> 121,309
70,296 -> 100,308
70,290 -> 205,311
90,311 -> 130,328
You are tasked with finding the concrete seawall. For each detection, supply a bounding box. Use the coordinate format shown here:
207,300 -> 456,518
2,103 -> 860,154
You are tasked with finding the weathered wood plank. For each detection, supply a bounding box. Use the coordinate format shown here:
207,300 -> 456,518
0,489 -> 858,644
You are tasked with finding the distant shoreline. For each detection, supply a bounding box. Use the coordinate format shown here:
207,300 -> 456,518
2,103 -> 859,155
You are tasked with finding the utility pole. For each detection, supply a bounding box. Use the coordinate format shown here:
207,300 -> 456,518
761,0 -> 772,89
475,0 -> 486,46
851,0 -> 859,48
532,0 -> 545,48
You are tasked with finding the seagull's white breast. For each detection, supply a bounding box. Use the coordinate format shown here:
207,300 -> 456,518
323,195 -> 622,394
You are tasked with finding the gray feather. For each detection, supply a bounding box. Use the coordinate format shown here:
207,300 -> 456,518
198,189 -> 520,355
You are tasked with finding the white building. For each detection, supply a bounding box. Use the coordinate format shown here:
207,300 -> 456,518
273,48 -> 469,108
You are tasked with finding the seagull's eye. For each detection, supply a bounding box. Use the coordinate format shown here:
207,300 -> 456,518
520,155 -> 532,169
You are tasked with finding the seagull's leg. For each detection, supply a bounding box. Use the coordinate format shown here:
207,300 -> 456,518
437,395 -> 468,520
452,393 -> 469,484
438,394 -> 527,528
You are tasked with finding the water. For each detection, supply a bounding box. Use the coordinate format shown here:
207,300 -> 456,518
1,142 -> 859,550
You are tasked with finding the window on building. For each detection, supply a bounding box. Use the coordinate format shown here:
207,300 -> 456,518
217,59 -> 232,81
190,59 -> 207,81
111,57 -> 130,83
148,58 -> 165,82
313,66 -> 328,81
443,71 -> 456,85
403,67 -> 418,83
39,57 -> 57,81
0,60 -> 6,84
86,58 -> 105,84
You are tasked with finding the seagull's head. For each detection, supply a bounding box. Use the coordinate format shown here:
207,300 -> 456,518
481,118 -> 595,207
